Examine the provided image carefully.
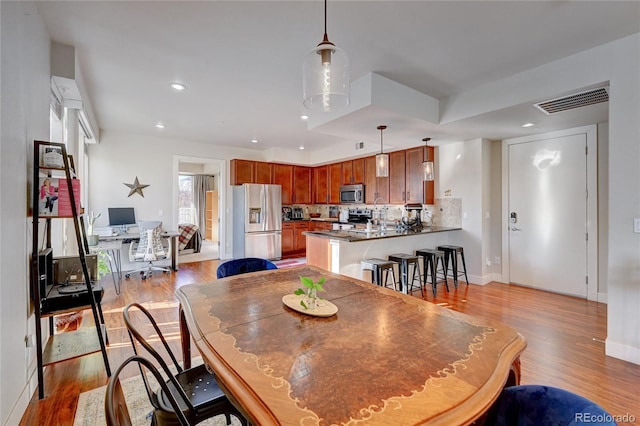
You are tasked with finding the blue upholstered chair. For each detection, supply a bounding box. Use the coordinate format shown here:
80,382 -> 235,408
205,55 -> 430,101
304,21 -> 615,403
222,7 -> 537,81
216,257 -> 278,278
486,385 -> 616,426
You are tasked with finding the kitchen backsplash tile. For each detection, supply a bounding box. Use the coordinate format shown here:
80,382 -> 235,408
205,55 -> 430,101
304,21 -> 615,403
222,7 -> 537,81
432,198 -> 462,227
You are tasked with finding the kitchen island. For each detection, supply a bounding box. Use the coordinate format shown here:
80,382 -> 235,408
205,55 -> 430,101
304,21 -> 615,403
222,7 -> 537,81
304,226 -> 462,280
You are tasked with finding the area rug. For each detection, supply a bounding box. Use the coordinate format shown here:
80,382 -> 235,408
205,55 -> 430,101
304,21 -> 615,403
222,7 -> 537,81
74,358 -> 243,426
273,257 -> 307,268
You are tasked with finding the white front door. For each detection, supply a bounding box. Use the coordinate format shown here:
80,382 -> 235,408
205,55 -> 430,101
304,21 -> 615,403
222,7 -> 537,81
504,126 -> 597,299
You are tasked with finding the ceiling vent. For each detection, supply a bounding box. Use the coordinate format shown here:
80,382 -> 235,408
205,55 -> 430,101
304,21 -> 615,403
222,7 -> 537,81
534,87 -> 609,115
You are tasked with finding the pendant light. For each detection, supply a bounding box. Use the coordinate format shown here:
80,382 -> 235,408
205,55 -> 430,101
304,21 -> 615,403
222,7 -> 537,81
302,0 -> 349,112
376,125 -> 389,177
422,137 -> 434,181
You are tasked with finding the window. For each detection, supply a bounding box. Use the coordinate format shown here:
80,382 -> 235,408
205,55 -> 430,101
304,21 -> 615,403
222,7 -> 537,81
178,175 -> 195,224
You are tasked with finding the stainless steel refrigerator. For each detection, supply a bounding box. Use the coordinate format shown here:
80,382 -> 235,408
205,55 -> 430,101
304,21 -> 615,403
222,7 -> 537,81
232,184 -> 282,260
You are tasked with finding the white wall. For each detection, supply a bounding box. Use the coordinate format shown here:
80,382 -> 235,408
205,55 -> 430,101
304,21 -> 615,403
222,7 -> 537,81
437,139 -> 485,284
444,34 -> 639,364
0,1 -> 51,424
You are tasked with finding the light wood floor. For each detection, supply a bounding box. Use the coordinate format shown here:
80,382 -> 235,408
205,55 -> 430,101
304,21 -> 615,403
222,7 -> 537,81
20,260 -> 640,425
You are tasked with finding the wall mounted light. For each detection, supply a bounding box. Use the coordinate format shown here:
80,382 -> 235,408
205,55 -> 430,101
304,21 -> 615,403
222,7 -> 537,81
376,125 -> 389,177
422,137 -> 434,181
302,0 -> 349,112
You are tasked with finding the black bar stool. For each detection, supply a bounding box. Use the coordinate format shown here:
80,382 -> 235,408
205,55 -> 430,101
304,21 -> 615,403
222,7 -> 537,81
437,245 -> 469,288
361,258 -> 398,291
415,249 -> 449,297
388,253 -> 421,295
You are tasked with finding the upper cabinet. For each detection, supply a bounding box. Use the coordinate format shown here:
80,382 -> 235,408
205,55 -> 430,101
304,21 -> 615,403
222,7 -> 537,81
313,165 -> 329,204
389,151 -> 406,204
364,155 -> 389,204
230,159 -> 272,185
424,146 -> 435,205
230,159 -> 255,185
328,163 -> 342,204
293,166 -> 312,204
272,164 -> 293,205
341,159 -> 365,185
405,146 -> 426,204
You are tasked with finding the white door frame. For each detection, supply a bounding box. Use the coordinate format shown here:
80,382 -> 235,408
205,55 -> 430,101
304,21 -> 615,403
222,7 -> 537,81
172,155 -> 228,258
501,125 -> 599,301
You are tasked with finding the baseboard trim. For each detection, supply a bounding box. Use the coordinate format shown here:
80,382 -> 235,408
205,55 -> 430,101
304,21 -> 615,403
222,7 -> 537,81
605,339 -> 640,365
472,273 -> 502,285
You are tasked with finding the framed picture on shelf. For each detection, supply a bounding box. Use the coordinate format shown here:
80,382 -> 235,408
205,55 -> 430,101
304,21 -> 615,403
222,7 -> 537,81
37,177 -> 81,217
40,145 -> 64,168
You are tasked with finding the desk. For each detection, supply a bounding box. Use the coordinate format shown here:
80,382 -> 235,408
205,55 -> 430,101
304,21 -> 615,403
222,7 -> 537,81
177,265 -> 526,425
89,240 -> 123,294
99,231 -> 179,272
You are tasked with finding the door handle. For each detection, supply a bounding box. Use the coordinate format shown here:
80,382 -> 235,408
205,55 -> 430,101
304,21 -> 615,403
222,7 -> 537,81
510,226 -> 522,231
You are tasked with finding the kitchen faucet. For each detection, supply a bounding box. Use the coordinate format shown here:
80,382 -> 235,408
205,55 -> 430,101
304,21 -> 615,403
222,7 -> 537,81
373,198 -> 387,230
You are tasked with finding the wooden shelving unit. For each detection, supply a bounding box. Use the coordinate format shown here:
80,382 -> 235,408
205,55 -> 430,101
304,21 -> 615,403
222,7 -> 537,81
30,140 -> 110,399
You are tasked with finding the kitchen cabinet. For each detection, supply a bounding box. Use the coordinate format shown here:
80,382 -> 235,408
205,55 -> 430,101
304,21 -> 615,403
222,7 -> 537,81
364,155 -> 389,204
425,146 -> 435,205
310,221 -> 333,231
389,150 -> 406,204
282,221 -> 309,258
282,222 -> 295,256
405,146 -> 425,204
230,159 -> 272,185
328,163 -> 342,204
293,166 -> 312,204
272,164 -> 293,205
314,166 -> 329,204
230,159 -> 254,185
255,161 -> 273,184
341,159 -> 365,185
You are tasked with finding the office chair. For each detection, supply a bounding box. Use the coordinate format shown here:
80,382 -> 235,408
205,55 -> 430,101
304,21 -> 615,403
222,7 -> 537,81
105,355 -> 189,426
216,257 -> 278,279
126,221 -> 171,280
123,303 -> 248,426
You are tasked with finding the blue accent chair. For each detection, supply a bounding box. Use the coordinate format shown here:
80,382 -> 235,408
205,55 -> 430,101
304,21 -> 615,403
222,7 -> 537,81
486,385 -> 616,426
217,257 -> 278,279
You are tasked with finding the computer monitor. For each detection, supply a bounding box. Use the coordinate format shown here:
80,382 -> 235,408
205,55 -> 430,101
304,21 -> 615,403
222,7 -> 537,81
108,207 -> 136,232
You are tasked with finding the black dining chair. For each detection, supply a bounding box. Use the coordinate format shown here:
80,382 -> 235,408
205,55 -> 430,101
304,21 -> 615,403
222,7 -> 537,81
105,355 -> 189,426
216,257 -> 278,279
123,302 -> 248,426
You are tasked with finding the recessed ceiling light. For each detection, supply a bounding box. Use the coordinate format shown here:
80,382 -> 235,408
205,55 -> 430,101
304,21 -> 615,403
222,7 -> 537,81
521,122 -> 535,128
251,139 -> 258,143
300,114 -> 309,120
299,145 -> 305,150
155,122 -> 165,129
170,82 -> 186,91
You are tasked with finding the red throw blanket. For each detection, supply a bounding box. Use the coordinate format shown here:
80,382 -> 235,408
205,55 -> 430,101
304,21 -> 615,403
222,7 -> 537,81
178,224 -> 198,251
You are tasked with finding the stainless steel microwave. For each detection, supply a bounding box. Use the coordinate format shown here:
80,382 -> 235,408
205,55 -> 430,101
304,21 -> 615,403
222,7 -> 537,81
340,184 -> 364,204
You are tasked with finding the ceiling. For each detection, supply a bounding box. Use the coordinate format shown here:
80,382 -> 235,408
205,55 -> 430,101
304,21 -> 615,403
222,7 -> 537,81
36,1 -> 639,157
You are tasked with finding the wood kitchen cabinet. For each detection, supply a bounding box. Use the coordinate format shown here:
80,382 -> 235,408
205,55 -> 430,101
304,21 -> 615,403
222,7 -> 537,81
230,159 -> 272,185
255,161 -> 273,184
282,221 -> 309,258
364,155 -> 389,204
314,166 -> 329,204
425,146 -> 435,205
230,159 -> 255,185
272,164 -> 293,205
293,166 -> 312,204
405,146 -> 426,204
389,150 -> 406,204
328,163 -> 342,204
341,159 -> 365,185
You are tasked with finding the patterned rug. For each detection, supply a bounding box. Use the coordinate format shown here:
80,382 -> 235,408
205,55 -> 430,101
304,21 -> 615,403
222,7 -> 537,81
74,358 -> 243,426
273,257 -> 307,268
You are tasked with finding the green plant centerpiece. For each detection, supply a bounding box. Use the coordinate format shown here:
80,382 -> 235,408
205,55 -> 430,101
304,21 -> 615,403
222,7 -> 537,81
294,276 -> 325,310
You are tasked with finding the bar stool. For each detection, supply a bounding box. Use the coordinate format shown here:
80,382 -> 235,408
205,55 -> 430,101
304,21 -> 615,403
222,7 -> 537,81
387,253 -> 421,295
361,258 -> 398,291
415,249 -> 449,297
437,245 -> 469,288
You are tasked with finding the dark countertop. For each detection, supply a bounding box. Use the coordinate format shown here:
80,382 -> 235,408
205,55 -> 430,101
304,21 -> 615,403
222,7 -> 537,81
303,226 -> 461,242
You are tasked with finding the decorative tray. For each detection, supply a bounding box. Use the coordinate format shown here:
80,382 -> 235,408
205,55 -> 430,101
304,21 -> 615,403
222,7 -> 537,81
282,294 -> 338,317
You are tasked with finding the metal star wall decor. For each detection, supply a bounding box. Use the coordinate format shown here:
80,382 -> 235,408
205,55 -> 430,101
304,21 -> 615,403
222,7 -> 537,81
124,176 -> 149,197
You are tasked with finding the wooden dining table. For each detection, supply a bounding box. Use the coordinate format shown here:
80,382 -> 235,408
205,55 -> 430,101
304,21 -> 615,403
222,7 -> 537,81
176,265 -> 526,425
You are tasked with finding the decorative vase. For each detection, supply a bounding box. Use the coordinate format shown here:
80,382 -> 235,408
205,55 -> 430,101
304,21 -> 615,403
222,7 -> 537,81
87,234 -> 99,246
307,288 -> 318,310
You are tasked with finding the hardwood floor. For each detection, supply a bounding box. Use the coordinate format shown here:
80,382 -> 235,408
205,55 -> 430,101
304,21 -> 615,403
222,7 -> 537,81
20,260 -> 640,425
